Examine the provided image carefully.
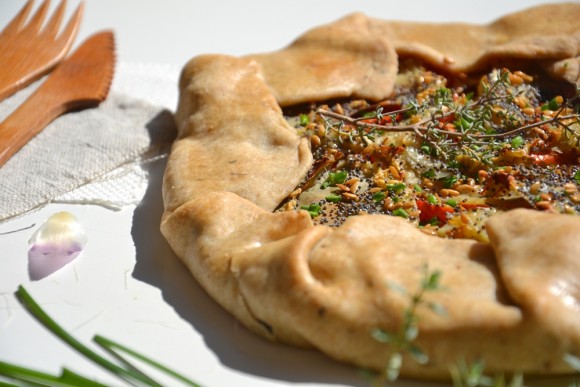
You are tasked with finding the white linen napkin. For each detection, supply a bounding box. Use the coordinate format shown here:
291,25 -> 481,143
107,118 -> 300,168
0,62 -> 181,222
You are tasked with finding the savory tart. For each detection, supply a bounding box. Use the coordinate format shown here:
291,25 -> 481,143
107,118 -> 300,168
161,3 -> 580,381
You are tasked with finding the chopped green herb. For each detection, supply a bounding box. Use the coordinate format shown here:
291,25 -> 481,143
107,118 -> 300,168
372,191 -> 386,203
392,208 -> 409,218
386,183 -> 406,193
427,194 -> 438,205
541,97 -> 560,111
299,113 -> 309,126
574,170 -> 580,184
321,170 -> 348,189
441,175 -> 458,188
510,135 -> 524,149
427,216 -> 440,226
422,170 -> 435,179
301,203 -> 321,217
445,199 -> 458,208
325,194 -> 342,203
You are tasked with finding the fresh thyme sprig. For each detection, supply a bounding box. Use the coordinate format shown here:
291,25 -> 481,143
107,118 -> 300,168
371,264 -> 446,385
317,70 -> 580,163
317,108 -> 579,148
370,268 -> 580,387
0,286 -> 202,387
449,359 -> 524,387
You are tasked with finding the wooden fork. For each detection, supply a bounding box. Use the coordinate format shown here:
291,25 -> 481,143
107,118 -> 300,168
0,31 -> 115,167
0,0 -> 84,101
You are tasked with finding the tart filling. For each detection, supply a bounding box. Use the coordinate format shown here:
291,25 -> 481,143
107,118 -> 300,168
280,65 -> 580,241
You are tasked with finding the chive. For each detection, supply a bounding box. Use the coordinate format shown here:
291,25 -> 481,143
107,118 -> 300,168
427,194 -> 438,205
392,208 -> 409,218
441,175 -> 457,188
510,135 -> 524,149
333,171 -> 348,184
325,194 -> 342,203
8,286 -> 202,387
574,170 -> 580,184
14,286 -> 158,386
301,203 -> 321,217
0,362 -> 107,387
372,191 -> 386,203
386,183 -> 406,193
93,336 -> 201,387
299,113 -> 309,126
413,185 -> 422,192
548,97 -> 560,111
321,170 -> 348,188
445,199 -> 458,208
422,170 -> 435,179
541,97 -> 560,111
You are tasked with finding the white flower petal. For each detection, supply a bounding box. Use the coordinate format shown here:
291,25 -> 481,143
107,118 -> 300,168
28,211 -> 87,280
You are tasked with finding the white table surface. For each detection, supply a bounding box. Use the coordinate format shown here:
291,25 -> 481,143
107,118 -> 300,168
0,1 -> 575,386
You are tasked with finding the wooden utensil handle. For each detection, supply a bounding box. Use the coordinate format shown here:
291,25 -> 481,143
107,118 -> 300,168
0,92 -> 65,167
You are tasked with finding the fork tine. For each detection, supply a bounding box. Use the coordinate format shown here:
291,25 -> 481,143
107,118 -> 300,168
25,0 -> 51,34
0,0 -> 35,36
0,0 -> 84,101
54,1 -> 83,47
40,0 -> 67,39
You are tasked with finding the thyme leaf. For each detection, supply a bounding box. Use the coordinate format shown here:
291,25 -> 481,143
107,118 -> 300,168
372,263 -> 445,384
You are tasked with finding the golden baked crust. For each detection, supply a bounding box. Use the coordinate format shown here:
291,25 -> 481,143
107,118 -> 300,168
162,4 -> 580,380
372,3 -> 580,74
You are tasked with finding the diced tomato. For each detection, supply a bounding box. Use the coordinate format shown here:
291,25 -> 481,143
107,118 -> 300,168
359,115 -> 399,125
529,151 -> 575,165
531,153 -> 557,165
416,199 -> 455,224
380,115 -> 393,125
359,118 -> 378,124
437,112 -> 456,124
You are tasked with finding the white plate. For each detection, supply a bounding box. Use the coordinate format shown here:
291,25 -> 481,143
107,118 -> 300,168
0,1 -> 576,386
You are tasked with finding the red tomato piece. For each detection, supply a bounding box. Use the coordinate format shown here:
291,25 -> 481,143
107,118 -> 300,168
416,199 -> 455,224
